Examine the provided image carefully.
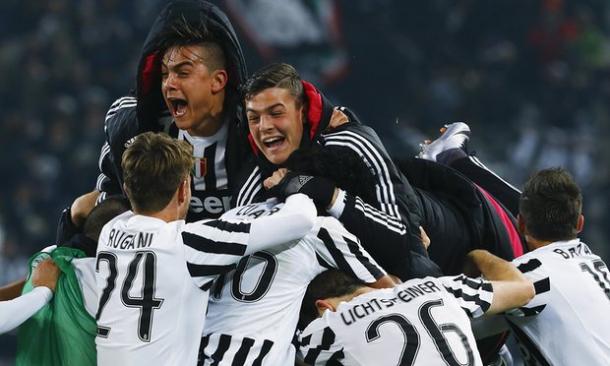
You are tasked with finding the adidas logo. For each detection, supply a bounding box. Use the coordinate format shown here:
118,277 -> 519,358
296,176 -> 313,190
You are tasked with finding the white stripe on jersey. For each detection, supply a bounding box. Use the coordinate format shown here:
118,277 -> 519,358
323,130 -> 401,219
468,155 -> 521,195
98,142 -> 110,171
95,173 -> 107,191
353,196 -> 407,235
236,167 -> 262,206
202,205 -> 386,366
105,97 -> 137,122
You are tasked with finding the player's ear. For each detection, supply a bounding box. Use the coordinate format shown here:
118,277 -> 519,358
517,214 -> 526,235
315,299 -> 335,315
576,214 -> 585,233
177,177 -> 189,205
211,69 -> 228,93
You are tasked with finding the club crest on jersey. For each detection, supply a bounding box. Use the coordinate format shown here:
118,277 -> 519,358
194,157 -> 207,178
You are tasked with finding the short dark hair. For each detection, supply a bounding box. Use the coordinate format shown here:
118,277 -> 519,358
299,270 -> 365,329
83,196 -> 131,242
159,15 -> 226,71
122,132 -> 194,213
519,168 -> 582,242
242,63 -> 305,107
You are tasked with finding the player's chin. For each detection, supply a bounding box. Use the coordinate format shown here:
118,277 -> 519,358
174,118 -> 193,131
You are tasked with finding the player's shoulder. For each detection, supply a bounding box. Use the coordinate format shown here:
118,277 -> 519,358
300,315 -> 331,342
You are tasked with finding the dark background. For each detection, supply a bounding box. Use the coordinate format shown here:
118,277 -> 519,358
1,0 -> 609,363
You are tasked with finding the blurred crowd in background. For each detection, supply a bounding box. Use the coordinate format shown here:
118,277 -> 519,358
0,0 -> 609,359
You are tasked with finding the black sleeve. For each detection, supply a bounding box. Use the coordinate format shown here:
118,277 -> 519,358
95,96 -> 140,203
335,191 -> 441,279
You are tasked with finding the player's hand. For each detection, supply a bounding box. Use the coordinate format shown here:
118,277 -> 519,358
263,168 -> 288,190
71,190 -> 100,227
32,259 -> 60,293
327,108 -> 349,129
266,171 -> 336,209
419,226 -> 431,250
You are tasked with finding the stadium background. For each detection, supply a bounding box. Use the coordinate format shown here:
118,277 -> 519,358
1,0 -> 609,363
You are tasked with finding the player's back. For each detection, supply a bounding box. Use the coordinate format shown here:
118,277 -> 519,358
300,277 -> 488,366
95,211 -> 208,366
509,239 -> 610,365
202,200 -> 384,365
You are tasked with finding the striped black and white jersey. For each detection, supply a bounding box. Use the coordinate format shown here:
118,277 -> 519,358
95,194 -> 316,366
299,275 -> 493,366
200,199 -> 387,365
505,239 -> 610,365
97,97 -> 242,222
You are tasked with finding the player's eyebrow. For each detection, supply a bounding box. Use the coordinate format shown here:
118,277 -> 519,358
246,103 -> 285,113
162,60 -> 194,71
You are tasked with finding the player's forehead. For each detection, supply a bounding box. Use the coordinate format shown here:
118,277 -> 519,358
245,87 -> 296,113
161,45 -> 206,67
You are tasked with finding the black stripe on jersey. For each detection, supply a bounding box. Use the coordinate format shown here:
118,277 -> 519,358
210,334 -> 232,365
516,304 -> 547,317
251,339 -> 274,366
444,286 -> 492,316
204,142 -> 217,189
182,232 -> 247,256
506,318 -> 551,366
534,277 -> 550,294
231,337 -> 255,366
200,280 -> 215,291
187,262 -> 237,277
327,349 -> 345,365
517,259 -> 542,274
316,253 -> 333,270
453,274 -> 490,291
198,335 -> 210,365
304,326 -> 336,364
318,228 -> 358,280
203,219 -> 252,234
343,235 -> 384,279
169,122 -> 180,138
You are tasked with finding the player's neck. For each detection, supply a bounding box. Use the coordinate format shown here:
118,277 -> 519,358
526,236 -> 575,251
188,110 -> 225,137
134,204 -> 183,223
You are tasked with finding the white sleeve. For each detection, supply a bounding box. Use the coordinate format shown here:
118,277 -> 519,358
182,194 -> 317,289
247,194 -> 317,253
313,218 -> 386,284
0,287 -> 53,334
440,275 -> 494,319
506,257 -> 550,317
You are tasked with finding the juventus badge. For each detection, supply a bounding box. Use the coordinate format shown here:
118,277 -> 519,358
194,157 -> 207,178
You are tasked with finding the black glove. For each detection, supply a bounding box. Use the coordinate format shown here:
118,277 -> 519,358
55,205 -> 81,245
271,172 -> 336,210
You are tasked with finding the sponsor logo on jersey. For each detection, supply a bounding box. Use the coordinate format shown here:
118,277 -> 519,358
189,191 -> 232,217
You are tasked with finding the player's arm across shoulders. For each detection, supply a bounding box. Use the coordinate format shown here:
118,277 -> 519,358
439,275 -> 495,318
299,317 -> 345,366
181,194 -> 317,289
